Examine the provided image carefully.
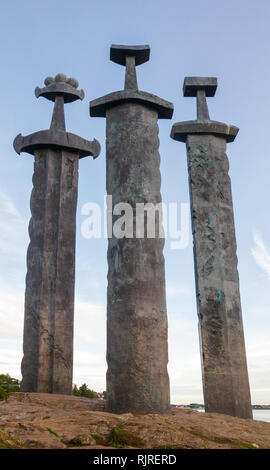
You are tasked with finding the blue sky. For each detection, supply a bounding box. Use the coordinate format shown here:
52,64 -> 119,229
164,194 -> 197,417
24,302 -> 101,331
0,0 -> 270,404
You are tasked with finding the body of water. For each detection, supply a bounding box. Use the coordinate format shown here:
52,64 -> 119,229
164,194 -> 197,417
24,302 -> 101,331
253,410 -> 270,423
196,408 -> 270,422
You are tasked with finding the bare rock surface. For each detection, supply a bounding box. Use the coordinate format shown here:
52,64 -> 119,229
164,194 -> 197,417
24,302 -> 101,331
0,393 -> 269,449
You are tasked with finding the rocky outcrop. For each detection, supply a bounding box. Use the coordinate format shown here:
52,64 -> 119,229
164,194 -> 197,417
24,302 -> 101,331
0,393 -> 269,449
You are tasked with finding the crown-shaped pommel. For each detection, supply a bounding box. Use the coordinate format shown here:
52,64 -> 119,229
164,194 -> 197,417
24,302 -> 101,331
35,73 -> 85,103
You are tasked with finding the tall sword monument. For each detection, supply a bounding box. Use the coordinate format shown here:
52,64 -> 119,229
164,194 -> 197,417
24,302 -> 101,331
90,45 -> 173,413
14,74 -> 100,394
171,77 -> 252,418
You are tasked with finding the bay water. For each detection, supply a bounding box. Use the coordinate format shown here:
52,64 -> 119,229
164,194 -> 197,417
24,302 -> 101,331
253,409 -> 270,423
196,408 -> 270,422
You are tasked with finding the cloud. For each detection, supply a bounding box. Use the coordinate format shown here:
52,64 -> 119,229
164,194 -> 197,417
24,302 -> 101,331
252,231 -> 270,278
245,333 -> 270,404
73,298 -> 107,389
0,190 -> 28,257
74,298 -> 106,345
0,281 -> 107,389
0,282 -> 24,341
166,282 -> 192,298
0,348 -> 23,379
73,350 -> 107,390
0,191 -> 21,218
168,309 -> 203,403
0,277 -> 269,403
0,281 -> 25,380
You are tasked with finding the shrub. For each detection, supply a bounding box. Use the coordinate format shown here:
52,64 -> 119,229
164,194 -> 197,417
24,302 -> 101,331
0,373 -> 20,398
0,385 -> 7,401
72,383 -> 97,399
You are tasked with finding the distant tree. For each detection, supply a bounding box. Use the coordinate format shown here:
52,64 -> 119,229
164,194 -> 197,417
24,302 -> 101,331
0,373 -> 20,399
0,385 -> 7,401
72,384 -> 80,397
0,373 -> 12,383
0,373 -> 20,385
103,391 -> 107,399
79,383 -> 97,399
7,384 -> 20,393
79,383 -> 88,397
72,383 -> 97,399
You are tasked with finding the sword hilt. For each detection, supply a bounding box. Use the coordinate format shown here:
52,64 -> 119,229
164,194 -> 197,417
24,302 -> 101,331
35,74 -> 84,131
14,74 -> 101,159
183,77 -> 217,122
110,45 -> 150,90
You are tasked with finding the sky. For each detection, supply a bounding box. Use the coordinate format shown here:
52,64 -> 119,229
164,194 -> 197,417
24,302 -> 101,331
0,0 -> 270,404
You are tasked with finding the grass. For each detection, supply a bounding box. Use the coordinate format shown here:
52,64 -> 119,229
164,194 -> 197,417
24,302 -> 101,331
164,419 -> 172,425
110,425 -> 146,448
238,442 -> 259,449
46,427 -> 59,437
91,433 -> 103,442
184,428 -> 259,449
0,430 -> 25,449
68,437 -> 82,446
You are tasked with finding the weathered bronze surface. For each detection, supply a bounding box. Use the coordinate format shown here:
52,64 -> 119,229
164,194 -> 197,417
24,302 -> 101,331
14,74 -> 100,394
171,78 -> 252,419
90,45 -> 173,413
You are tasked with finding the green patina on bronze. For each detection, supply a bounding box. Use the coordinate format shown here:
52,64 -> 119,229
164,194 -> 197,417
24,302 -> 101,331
171,77 -> 252,419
